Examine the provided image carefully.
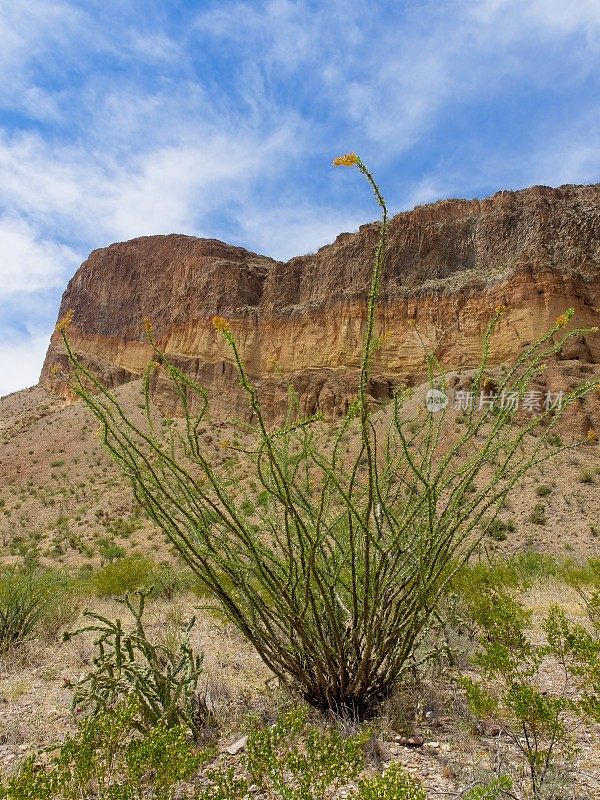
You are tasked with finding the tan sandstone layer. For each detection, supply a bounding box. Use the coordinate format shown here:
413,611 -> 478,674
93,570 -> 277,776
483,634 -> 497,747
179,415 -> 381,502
41,183 -> 600,420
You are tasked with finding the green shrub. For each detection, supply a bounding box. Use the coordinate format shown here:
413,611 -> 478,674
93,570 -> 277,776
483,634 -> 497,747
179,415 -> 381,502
240,499 -> 255,516
484,518 -> 515,541
529,503 -> 547,526
194,766 -> 248,800
61,156 -> 600,715
106,515 -> 142,539
461,777 -> 514,800
65,591 -> 206,738
90,555 -> 155,596
0,568 -> 71,653
353,762 -> 426,799
150,562 -> 195,599
461,588 -> 600,799
98,540 -> 126,563
453,552 -> 560,599
246,706 -> 369,800
0,700 -> 213,800
535,484 -> 552,497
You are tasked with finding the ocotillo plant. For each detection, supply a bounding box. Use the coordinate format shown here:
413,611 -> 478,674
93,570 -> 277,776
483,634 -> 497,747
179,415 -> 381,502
56,156 -> 599,715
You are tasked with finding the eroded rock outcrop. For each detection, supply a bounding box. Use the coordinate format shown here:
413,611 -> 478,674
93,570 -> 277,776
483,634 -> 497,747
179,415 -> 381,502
41,183 -> 600,419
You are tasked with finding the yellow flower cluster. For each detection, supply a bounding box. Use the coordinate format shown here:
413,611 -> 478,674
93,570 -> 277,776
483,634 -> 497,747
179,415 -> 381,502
220,440 -> 230,448
143,317 -> 154,335
555,308 -> 575,328
587,429 -> 598,442
332,153 -> 358,167
212,315 -> 231,333
495,304 -> 506,314
55,309 -> 74,333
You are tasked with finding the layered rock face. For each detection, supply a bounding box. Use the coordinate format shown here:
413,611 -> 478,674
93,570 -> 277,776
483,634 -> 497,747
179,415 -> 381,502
41,183 -> 600,420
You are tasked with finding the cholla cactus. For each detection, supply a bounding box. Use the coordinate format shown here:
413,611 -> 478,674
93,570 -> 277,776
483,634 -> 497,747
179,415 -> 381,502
65,591 -> 205,737
59,158 -> 600,716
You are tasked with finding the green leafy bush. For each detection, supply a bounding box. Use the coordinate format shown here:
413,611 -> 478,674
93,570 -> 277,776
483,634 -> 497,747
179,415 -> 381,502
246,706 -> 369,800
98,539 -> 126,563
529,503 -> 547,525
0,701 -> 213,800
65,590 -> 206,738
461,776 -> 513,800
461,587 -> 599,799
89,556 -> 194,599
150,562 -> 196,599
1,702 -> 420,800
353,762 -> 426,799
484,518 -> 515,541
90,555 -> 155,596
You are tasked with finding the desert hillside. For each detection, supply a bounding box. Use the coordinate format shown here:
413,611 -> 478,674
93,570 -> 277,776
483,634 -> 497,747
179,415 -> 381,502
2,183 -> 600,568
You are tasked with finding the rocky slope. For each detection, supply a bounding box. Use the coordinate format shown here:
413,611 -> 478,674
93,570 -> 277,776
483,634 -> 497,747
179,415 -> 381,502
41,183 -> 600,420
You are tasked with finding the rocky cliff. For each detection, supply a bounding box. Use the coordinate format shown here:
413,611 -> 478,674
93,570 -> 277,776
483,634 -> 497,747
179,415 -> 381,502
41,183 -> 600,420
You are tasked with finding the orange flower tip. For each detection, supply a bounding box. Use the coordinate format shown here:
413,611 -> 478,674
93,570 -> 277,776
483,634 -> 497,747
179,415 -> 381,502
587,429 -> 598,442
55,309 -> 74,333
555,308 -> 575,328
212,315 -> 231,333
332,152 -> 359,167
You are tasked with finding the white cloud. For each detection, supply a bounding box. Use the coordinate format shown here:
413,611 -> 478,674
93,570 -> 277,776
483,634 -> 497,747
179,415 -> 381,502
474,0 -> 600,33
0,332 -> 50,397
0,117 -> 302,245
0,216 -> 80,298
234,203 -> 367,261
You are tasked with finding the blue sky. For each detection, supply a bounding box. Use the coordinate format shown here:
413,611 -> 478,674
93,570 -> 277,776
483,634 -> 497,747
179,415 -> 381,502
1,0 -> 599,396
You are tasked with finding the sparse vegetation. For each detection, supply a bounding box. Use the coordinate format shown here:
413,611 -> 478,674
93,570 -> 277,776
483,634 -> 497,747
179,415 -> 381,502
484,517 -> 516,541
529,503 -> 547,526
0,700 -> 213,800
461,584 -> 600,799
